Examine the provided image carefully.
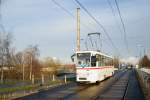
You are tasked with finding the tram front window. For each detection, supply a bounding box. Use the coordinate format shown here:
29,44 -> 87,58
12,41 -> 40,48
77,53 -> 90,67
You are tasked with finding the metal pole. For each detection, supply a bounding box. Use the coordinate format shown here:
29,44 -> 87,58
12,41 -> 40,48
0,52 -> 4,83
65,75 -> 67,83
77,8 -> 80,51
22,53 -> 25,81
99,33 -> 102,51
32,74 -> 34,84
42,74 -> 44,84
52,74 -> 55,81
29,54 -> 32,80
85,37 -> 88,50
144,48 -> 146,55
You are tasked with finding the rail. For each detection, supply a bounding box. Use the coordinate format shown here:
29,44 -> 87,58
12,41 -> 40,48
93,70 -> 131,100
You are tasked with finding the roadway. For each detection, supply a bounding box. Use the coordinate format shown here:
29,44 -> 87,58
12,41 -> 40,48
14,69 -> 145,100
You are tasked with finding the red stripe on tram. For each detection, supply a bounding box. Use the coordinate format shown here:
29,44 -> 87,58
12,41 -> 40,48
76,66 -> 113,70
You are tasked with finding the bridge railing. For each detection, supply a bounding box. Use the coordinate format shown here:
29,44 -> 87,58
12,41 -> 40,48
140,68 -> 150,74
136,68 -> 150,99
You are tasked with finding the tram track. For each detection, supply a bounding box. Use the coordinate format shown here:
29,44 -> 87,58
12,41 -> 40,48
14,82 -> 92,100
93,69 -> 131,100
15,70 -> 133,100
61,70 -> 128,100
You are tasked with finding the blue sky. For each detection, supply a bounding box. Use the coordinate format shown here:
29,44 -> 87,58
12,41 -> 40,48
1,0 -> 150,63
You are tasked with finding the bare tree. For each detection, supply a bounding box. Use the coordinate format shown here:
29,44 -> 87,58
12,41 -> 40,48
139,55 -> 150,68
0,44 -> 4,83
42,57 -> 61,75
24,45 -> 40,80
0,0 -> 13,83
13,52 -> 24,80
113,57 -> 120,68
0,0 -> 4,83
0,33 -> 13,82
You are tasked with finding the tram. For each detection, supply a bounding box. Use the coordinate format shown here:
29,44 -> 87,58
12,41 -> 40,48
74,50 -> 114,83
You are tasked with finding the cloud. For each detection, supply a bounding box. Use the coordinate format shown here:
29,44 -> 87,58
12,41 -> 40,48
121,56 -> 139,65
1,0 -> 150,62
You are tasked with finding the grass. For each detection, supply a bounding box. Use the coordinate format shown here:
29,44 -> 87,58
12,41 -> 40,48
0,75 -> 76,94
0,81 -> 17,85
46,80 -> 62,85
0,80 -> 31,85
0,84 -> 39,93
0,80 -> 65,93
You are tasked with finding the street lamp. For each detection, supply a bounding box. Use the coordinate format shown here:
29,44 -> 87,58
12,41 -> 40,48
137,44 -> 144,59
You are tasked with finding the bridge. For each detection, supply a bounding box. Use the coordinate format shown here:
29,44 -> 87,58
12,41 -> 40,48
0,68 -> 148,100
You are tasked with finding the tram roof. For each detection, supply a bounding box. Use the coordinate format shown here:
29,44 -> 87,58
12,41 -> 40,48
75,50 -> 113,59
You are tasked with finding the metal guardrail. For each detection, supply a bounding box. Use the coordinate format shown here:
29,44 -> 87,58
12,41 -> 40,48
140,68 -> 150,75
136,68 -> 150,100
137,69 -> 150,88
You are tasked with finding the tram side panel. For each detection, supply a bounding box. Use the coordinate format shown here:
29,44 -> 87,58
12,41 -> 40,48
76,68 -> 100,83
76,66 -> 114,83
98,67 -> 105,81
98,66 -> 114,81
105,66 -> 114,78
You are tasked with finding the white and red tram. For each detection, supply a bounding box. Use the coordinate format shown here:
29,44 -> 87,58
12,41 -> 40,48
75,51 -> 114,83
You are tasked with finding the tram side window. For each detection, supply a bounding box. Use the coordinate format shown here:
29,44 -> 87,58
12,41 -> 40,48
105,57 -> 108,66
103,57 -> 107,66
99,55 -> 103,66
96,55 -> 101,67
91,56 -> 96,67
100,56 -> 105,66
105,58 -> 113,66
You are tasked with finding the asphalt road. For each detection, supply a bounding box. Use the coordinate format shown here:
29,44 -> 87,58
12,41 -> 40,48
14,69 -> 144,100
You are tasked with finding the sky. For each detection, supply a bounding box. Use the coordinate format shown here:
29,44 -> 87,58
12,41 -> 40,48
0,0 -> 150,63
